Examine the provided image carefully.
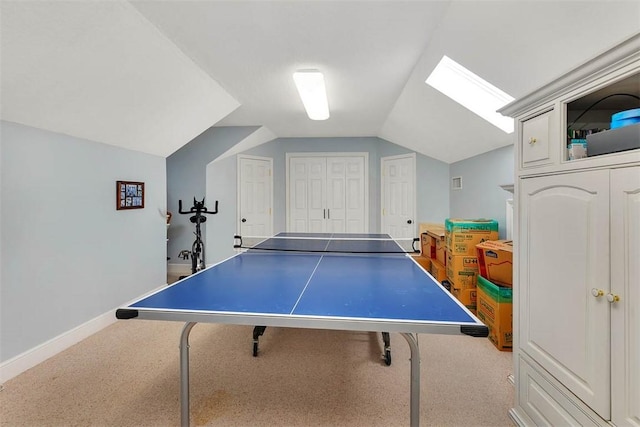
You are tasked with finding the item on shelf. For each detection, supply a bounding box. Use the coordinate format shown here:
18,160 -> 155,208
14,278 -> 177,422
610,107 -> 640,129
567,138 -> 588,160
567,128 -> 602,139
586,122 -> 640,156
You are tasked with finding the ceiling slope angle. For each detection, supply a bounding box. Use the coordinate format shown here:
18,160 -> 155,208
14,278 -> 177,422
129,0 -> 451,140
380,0 -> 640,164
214,126 -> 278,162
0,0 -> 239,157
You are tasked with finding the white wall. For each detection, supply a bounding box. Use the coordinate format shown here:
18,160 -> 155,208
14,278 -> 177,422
449,145 -> 514,239
200,136 -> 451,265
166,126 -> 259,270
0,121 -> 166,368
206,155 -> 238,264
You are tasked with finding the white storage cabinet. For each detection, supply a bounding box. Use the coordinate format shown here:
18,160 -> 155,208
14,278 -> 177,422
500,34 -> 640,427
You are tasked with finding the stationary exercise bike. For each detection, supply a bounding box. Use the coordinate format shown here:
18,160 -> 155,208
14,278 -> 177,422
177,198 -> 219,276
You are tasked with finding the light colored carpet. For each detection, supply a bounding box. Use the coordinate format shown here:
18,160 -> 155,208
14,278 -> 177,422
0,281 -> 514,426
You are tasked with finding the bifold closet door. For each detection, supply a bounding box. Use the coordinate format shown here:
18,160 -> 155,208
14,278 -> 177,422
288,155 -> 366,233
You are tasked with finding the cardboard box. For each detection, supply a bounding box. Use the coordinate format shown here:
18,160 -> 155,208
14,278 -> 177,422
436,238 -> 446,265
446,251 -> 479,290
411,255 -> 431,272
452,287 -> 477,313
420,233 -> 436,258
476,240 -> 513,287
429,259 -> 447,283
445,218 -> 499,256
419,222 -> 443,237
476,276 -> 513,351
426,228 -> 447,266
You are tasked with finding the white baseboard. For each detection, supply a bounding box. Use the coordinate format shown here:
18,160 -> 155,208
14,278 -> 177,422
508,408 -> 529,426
0,310 -> 116,384
167,263 -> 191,276
0,284 -> 167,384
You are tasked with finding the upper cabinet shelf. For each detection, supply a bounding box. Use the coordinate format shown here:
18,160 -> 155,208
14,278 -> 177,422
500,33 -> 640,176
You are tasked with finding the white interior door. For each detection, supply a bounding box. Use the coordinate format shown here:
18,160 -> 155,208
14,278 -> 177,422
326,156 -> 366,233
238,155 -> 273,237
288,153 -> 367,233
307,157 -> 326,233
289,156 -> 326,232
381,153 -> 416,239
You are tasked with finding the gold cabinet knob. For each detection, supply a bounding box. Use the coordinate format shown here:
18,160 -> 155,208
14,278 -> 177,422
606,293 -> 620,303
528,137 -> 537,145
591,288 -> 604,297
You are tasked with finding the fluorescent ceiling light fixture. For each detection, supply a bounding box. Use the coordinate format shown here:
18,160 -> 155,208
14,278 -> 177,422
293,70 -> 330,120
426,56 -> 514,133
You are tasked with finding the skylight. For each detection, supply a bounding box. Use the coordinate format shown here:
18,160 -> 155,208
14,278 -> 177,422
426,56 -> 514,133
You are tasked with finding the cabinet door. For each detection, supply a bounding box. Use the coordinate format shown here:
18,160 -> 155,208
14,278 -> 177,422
520,170 -> 610,419
521,110 -> 554,168
610,166 -> 640,427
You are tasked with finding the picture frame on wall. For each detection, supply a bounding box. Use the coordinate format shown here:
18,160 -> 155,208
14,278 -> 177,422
116,181 -> 144,210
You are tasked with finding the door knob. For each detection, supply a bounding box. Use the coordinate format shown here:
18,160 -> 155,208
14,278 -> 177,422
241,218 -> 247,223
591,288 -> 604,297
407,219 -> 413,224
606,293 -> 620,303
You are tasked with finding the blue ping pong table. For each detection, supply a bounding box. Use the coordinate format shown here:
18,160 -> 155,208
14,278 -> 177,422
116,233 -> 488,426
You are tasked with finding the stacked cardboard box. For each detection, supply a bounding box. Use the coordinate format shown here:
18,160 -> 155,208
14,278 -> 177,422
475,239 -> 513,351
416,224 -> 447,283
476,276 -> 513,351
412,224 -> 434,273
427,226 -> 447,282
476,240 -> 513,287
444,219 -> 499,312
445,218 -> 500,256
411,253 -> 431,271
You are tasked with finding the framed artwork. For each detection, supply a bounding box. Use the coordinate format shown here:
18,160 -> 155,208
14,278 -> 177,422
116,181 -> 145,210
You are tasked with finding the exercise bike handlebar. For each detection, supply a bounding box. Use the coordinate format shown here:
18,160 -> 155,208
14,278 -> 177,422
178,198 -> 219,215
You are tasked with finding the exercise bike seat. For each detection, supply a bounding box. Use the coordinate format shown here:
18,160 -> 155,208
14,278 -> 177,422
190,215 -> 207,224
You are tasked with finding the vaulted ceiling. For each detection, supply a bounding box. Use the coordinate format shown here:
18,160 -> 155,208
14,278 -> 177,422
1,1 -> 639,163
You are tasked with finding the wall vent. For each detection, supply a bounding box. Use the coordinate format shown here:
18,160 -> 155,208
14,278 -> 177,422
451,176 -> 463,190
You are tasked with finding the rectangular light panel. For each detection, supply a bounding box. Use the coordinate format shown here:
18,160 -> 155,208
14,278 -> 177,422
293,70 -> 330,121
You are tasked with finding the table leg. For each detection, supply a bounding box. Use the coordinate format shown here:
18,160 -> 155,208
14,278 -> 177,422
400,333 -> 420,427
180,322 -> 197,427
